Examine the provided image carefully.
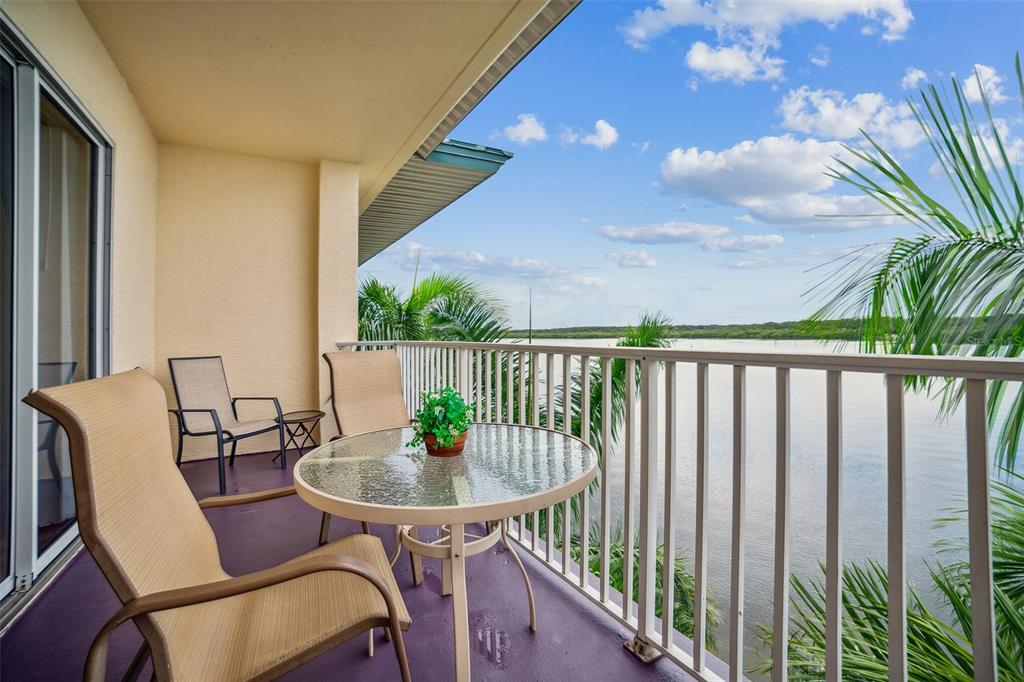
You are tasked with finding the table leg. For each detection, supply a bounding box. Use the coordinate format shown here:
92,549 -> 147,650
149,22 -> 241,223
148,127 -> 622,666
449,523 -> 470,682
409,527 -> 424,586
501,518 -> 537,632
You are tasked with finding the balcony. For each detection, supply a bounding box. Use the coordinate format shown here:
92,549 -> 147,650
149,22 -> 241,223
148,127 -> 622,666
4,338 -> 1019,681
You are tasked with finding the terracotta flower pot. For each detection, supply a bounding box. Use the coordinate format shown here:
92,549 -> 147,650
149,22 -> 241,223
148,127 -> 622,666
424,431 -> 468,457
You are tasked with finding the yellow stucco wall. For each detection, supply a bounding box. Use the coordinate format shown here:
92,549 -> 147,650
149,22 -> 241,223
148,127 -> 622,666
5,3 -> 363,464
155,145 -> 336,461
2,1 -> 159,373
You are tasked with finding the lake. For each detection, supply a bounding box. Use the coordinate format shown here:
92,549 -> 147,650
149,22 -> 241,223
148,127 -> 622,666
527,337 -> 995,671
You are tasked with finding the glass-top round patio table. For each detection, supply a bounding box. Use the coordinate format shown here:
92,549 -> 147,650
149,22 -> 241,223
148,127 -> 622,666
293,422 -> 597,682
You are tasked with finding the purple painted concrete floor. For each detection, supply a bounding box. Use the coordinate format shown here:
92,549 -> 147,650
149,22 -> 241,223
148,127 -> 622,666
1,451 -> 698,681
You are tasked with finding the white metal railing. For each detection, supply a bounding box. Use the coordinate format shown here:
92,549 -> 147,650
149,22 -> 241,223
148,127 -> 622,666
339,339 -> 1024,682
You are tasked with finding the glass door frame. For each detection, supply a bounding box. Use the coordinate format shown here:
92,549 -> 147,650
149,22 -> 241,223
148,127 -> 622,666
1,13 -> 112,597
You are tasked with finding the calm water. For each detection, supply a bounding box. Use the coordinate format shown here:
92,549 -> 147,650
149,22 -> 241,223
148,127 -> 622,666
528,338 -> 997,671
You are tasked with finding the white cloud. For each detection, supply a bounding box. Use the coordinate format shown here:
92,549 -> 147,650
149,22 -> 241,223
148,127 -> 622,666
597,221 -> 728,244
620,0 -> 912,50
607,249 -> 658,268
661,135 -> 843,203
635,141 -> 652,153
685,41 -> 784,82
621,0 -> 911,85
597,221 -> 784,254
578,217 -> 591,224
779,86 -> 923,149
385,242 -> 604,294
503,113 -> 547,144
900,67 -> 927,90
659,134 -> 892,229
562,120 -> 619,150
964,64 -> 1008,103
703,234 -> 785,252
687,76 -> 700,92
809,45 -> 830,68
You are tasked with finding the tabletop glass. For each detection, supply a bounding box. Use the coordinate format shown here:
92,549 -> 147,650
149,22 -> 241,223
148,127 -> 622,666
295,423 -> 595,510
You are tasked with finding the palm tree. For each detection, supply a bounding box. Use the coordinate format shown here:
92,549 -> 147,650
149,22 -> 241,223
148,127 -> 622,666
767,55 -> 1024,680
807,56 -> 1024,469
358,273 -> 509,342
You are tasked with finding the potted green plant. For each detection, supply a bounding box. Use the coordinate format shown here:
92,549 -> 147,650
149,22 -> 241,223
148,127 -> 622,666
407,387 -> 473,456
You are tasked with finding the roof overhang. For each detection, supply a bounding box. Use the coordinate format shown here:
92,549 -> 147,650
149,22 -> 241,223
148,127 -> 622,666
78,0 -> 577,212
359,140 -> 513,264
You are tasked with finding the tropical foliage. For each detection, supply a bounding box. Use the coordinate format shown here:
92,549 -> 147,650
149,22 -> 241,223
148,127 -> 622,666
358,273 -> 509,342
771,55 -> 1024,679
807,56 -> 1024,469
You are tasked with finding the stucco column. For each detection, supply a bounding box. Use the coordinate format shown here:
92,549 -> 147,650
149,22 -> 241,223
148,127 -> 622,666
317,160 -> 360,440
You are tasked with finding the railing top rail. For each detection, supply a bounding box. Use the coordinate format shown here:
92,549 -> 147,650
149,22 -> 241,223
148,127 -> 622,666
337,340 -> 1024,381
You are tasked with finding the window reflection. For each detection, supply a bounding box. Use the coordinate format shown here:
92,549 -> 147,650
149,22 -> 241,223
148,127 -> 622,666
36,94 -> 93,553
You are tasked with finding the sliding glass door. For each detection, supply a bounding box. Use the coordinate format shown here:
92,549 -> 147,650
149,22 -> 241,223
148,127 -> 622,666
0,21 -> 110,604
35,94 -> 95,554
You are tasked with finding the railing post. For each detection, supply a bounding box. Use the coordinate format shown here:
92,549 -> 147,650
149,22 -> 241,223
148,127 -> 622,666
661,361 -> 678,648
626,358 -> 662,662
599,356 -> 612,605
729,365 -> 746,682
886,375 -> 907,682
623,358 -> 637,623
772,368 -> 791,682
825,370 -> 843,682
579,355 -> 591,590
693,362 -> 709,672
966,378 -> 997,682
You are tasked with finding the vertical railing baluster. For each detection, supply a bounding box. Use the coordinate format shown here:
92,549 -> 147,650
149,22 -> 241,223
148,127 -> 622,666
579,355 -> 591,590
635,358 -> 661,652
693,362 -> 709,672
495,350 -> 503,424
518,351 -> 527,424
729,365 -> 746,682
546,353 -> 555,563
474,350 -> 482,422
966,378 -> 997,682
506,350 -> 514,424
886,374 -> 907,682
518,350 -> 527,536
531,352 -> 540,553
772,368 -> 791,682
825,370 -> 843,682
623,358 -> 636,622
562,354 -> 572,574
485,350 -> 493,423
662,361 -> 678,648
600,356 -> 612,605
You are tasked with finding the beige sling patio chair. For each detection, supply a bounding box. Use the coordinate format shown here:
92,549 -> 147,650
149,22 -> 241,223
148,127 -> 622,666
24,368 -> 411,682
167,355 -> 287,495
320,350 -> 413,546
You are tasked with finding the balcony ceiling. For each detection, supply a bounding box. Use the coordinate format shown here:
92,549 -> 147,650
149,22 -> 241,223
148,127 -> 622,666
78,0 -> 548,209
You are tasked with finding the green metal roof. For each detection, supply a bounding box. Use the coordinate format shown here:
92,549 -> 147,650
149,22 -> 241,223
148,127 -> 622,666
358,139 -> 513,264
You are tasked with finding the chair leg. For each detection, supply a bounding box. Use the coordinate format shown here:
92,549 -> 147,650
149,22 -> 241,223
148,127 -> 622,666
121,641 -> 150,682
390,624 -> 412,682
409,527 -> 424,587
319,512 -> 331,546
216,438 -> 226,495
277,423 -> 287,470
228,440 -> 238,467
175,431 -> 184,467
362,521 -> 371,535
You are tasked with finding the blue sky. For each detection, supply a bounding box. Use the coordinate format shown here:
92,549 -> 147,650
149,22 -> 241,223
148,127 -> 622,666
361,0 -> 1024,329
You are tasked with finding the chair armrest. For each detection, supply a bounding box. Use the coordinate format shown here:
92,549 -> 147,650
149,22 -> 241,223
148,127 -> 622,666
231,396 -> 284,421
198,485 -> 296,509
85,554 -> 401,682
168,408 -> 223,437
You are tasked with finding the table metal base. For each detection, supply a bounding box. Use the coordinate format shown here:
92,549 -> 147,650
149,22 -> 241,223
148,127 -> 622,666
399,519 -> 536,682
